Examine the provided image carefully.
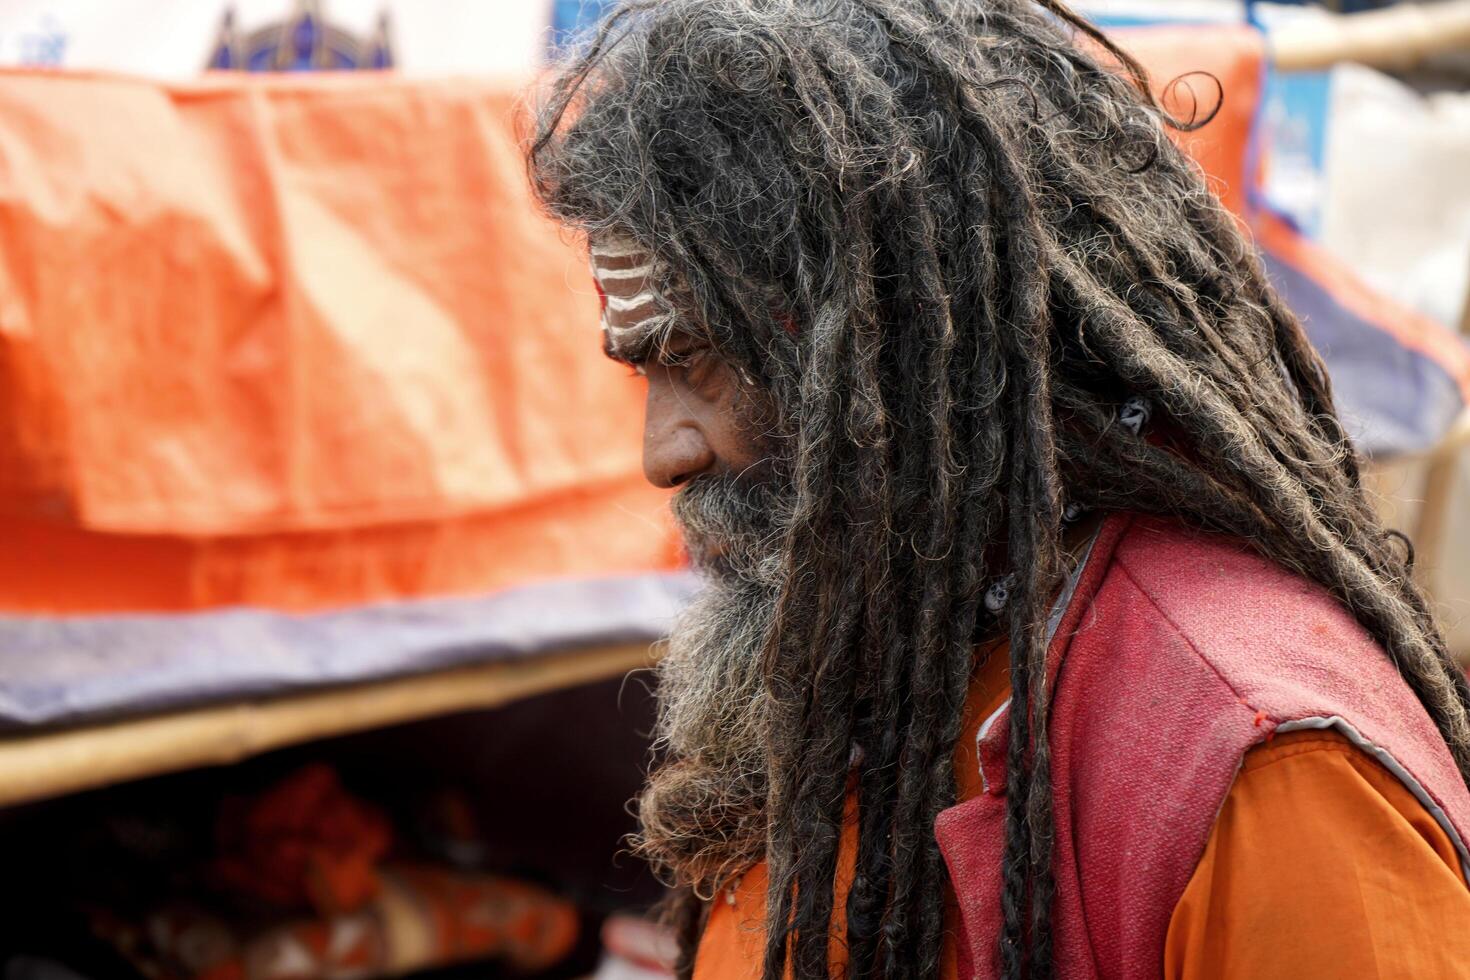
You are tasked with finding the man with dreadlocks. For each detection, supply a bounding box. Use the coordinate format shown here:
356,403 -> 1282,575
529,1 -> 1470,978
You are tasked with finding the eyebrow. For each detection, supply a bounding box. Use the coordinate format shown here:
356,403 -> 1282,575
603,326 -> 698,368
603,328 -> 659,367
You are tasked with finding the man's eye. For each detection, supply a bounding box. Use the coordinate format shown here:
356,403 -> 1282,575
654,346 -> 693,368
655,345 -> 702,371
647,343 -> 722,392
676,350 -> 718,386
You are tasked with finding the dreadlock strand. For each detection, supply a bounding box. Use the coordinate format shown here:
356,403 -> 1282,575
1061,273 -> 1470,776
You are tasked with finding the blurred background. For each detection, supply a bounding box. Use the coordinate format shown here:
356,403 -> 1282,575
0,1 -> 1466,978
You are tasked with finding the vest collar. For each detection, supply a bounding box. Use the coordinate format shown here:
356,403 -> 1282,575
975,512 -> 1138,796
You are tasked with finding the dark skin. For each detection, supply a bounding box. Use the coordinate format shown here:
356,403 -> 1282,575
612,332 -> 767,490
614,329 -> 1106,586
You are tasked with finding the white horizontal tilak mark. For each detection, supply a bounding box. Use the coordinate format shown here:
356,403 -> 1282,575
604,291 -> 660,312
589,240 -> 649,260
589,263 -> 656,282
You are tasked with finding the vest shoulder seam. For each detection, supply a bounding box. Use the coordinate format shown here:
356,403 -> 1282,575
1240,730 -> 1362,774
1111,556 -> 1265,722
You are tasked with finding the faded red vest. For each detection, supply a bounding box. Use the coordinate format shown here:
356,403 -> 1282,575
935,513 -> 1470,979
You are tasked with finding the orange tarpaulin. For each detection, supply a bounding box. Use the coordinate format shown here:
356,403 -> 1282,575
0,71 -> 680,613
1119,27 -> 1261,221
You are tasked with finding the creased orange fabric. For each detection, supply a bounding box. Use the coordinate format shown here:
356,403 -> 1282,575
0,70 -> 679,612
1165,730 -> 1470,979
691,643 -> 1012,980
693,648 -> 1470,979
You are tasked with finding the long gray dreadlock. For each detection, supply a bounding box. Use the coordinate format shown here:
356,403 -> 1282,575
528,2 -> 1470,978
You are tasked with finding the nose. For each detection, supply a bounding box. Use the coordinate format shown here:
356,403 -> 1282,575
642,380 -> 715,488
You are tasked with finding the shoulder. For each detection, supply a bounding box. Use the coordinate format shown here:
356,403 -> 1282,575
1233,731 -> 1464,874
1046,514 -> 1421,861
1104,515 -> 1368,664
1066,515 -> 1395,723
1164,729 -> 1470,979
1041,516 -> 1470,977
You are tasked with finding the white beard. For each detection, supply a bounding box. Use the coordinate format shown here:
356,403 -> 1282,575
634,475 -> 788,891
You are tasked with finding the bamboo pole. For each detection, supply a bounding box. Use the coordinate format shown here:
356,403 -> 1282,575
1414,409 -> 1470,579
0,642 -> 654,810
1412,257 -> 1470,594
1272,0 -> 1470,74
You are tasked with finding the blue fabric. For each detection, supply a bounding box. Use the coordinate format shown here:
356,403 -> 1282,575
1261,244 -> 1465,458
0,572 -> 697,731
549,0 -> 615,52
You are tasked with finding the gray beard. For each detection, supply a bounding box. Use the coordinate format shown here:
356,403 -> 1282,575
633,475 -> 788,894
653,575 -> 775,768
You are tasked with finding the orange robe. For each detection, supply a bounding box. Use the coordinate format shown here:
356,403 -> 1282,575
693,645 -> 1470,979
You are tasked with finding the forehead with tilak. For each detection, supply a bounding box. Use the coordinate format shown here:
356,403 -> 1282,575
589,235 -> 689,367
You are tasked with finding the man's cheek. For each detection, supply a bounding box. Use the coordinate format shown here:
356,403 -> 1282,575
723,393 -> 783,476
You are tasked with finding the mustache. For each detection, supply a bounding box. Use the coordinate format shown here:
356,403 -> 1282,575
669,472 -> 789,580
